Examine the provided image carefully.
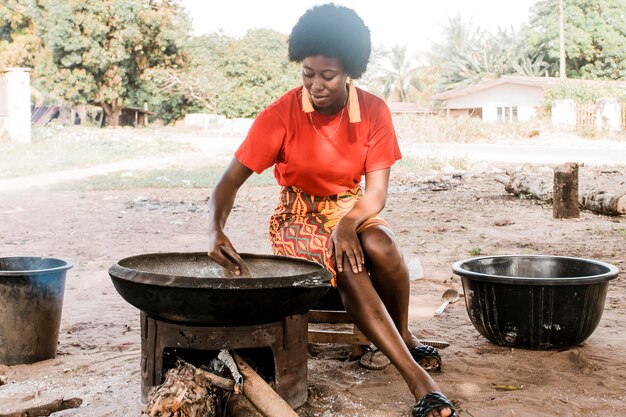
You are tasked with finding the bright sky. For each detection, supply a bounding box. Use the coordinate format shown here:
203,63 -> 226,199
181,0 -> 540,54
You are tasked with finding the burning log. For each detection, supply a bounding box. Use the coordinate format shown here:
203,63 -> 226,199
226,394 -> 264,417
0,398 -> 82,417
233,353 -> 299,417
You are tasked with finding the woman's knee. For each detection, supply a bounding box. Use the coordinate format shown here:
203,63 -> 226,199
360,226 -> 403,266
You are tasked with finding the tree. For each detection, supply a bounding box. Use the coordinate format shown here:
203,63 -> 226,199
430,14 -> 549,92
0,0 -> 40,67
368,45 -> 424,102
527,0 -> 626,79
217,28 -> 300,118
30,0 -> 190,126
144,33 -> 231,123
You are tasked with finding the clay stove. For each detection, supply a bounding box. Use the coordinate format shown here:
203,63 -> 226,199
140,311 -> 309,407
108,252 -> 331,409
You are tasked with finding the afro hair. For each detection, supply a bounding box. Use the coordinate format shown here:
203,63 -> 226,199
288,3 -> 371,79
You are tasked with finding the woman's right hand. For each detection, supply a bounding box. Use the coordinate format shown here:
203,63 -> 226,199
208,231 -> 242,275
207,158 -> 254,276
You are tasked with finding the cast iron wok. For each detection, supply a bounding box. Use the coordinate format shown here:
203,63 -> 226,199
109,252 -> 331,325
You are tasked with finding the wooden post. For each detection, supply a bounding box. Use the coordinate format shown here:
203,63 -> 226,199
553,162 -> 580,219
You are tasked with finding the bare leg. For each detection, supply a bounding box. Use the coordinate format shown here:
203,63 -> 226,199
335,257 -> 452,417
360,226 -> 420,349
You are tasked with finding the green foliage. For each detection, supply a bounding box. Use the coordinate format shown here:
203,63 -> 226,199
366,44 -> 425,102
0,0 -> 40,67
527,0 -> 626,79
544,80 -> 626,103
470,247 -> 483,256
429,14 -> 548,92
29,0 -> 190,125
216,29 -> 300,118
147,28 -> 299,120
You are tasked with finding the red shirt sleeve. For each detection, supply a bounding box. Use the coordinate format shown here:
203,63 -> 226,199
234,106 -> 285,174
363,97 -> 402,173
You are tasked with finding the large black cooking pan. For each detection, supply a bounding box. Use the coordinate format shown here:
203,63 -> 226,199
109,252 -> 331,325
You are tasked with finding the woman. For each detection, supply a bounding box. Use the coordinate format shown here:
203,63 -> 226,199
208,4 -> 456,417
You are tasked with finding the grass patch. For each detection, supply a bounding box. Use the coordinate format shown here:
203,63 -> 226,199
0,126 -> 196,178
469,247 -> 483,256
57,163 -> 277,191
393,114 -> 543,143
394,155 -> 468,174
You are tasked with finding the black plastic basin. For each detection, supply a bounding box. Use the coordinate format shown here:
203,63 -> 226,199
109,252 -> 331,325
452,255 -> 619,350
0,256 -> 72,364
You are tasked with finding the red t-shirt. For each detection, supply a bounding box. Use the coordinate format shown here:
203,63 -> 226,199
235,86 -> 401,196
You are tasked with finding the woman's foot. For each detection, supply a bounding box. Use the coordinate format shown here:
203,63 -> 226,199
404,334 -> 442,373
412,392 -> 456,417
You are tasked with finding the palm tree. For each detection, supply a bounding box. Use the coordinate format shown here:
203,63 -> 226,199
430,14 -> 550,92
370,44 -> 423,102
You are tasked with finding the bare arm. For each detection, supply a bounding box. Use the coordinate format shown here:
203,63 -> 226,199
208,157 -> 254,273
327,168 -> 390,274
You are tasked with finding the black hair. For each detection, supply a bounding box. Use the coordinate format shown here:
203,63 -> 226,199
288,3 -> 371,78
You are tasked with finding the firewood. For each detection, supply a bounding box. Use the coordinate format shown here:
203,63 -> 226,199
494,169 -> 625,216
142,361 -> 229,417
0,397 -> 82,417
580,191 -> 626,215
494,173 -> 552,201
233,353 -> 299,417
226,394 -> 264,417
553,162 -> 580,219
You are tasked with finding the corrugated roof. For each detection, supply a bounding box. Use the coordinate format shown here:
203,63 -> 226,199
31,106 -> 59,126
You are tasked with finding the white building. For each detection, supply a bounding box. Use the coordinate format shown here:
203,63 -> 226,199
432,76 -> 561,123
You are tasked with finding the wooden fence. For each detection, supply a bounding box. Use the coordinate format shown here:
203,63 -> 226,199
576,103 -> 596,135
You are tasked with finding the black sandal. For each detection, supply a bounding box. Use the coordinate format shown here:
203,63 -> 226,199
412,392 -> 457,417
410,345 -> 442,373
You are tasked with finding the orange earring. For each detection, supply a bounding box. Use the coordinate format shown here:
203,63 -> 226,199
348,78 -> 361,123
302,86 -> 314,113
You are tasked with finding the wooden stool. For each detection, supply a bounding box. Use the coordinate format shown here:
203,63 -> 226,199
307,289 -> 370,359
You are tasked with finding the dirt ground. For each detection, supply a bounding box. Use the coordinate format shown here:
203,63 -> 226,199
0,136 -> 625,417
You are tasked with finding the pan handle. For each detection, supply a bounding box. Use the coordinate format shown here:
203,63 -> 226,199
219,246 -> 253,278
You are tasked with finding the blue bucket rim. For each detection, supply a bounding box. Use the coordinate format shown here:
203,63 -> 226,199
0,256 -> 73,276
452,254 -> 619,285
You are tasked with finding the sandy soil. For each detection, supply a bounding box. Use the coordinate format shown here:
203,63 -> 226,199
0,136 -> 625,417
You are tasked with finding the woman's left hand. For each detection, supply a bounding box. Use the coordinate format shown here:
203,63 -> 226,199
327,217 -> 364,274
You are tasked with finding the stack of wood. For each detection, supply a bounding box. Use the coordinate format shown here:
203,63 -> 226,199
143,354 -> 298,417
495,164 -> 626,217
142,361 -> 228,417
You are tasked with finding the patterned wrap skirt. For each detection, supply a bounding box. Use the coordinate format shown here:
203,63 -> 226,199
269,185 -> 389,287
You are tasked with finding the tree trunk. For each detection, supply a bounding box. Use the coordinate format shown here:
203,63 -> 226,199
494,172 -> 552,201
100,101 -> 122,127
553,162 -> 580,219
494,169 -> 626,216
580,191 -> 626,216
